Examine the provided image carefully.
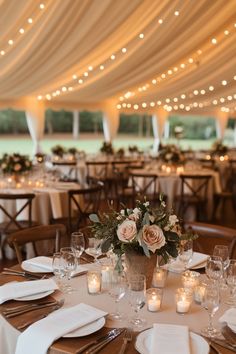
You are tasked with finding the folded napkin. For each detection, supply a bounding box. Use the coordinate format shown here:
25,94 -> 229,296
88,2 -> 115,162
15,303 -> 107,354
168,252 -> 208,273
33,188 -> 62,218
22,256 -> 88,276
0,279 -> 58,304
150,324 -> 190,354
219,308 -> 236,331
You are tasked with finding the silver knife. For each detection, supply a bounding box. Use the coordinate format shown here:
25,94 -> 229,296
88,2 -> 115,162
86,328 -> 125,354
210,338 -> 236,353
3,268 -> 43,279
75,328 -> 122,354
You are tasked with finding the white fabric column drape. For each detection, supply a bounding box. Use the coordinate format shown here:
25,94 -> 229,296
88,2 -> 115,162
102,100 -> 120,142
25,97 -> 45,154
152,109 -> 169,153
73,111 -> 79,139
215,110 -> 229,140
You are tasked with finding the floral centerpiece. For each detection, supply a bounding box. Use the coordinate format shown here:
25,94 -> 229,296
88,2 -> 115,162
34,152 -> 46,164
67,147 -> 78,156
116,148 -> 125,158
100,142 -> 114,155
158,144 -> 184,164
0,153 -> 32,174
51,145 -> 65,158
89,199 -> 196,284
211,140 -> 228,156
128,145 -> 139,154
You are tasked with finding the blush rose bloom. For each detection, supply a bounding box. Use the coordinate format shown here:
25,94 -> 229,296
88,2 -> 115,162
117,220 -> 137,243
142,225 -> 166,253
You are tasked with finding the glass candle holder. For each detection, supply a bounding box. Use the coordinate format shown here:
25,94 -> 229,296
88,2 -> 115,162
87,270 -> 101,295
152,267 -> 168,288
181,270 -> 200,290
146,288 -> 163,312
175,288 -> 193,314
194,282 -> 207,304
101,264 -> 113,290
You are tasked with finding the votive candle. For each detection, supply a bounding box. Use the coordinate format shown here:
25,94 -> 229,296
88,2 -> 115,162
87,271 -> 101,295
147,288 -> 163,312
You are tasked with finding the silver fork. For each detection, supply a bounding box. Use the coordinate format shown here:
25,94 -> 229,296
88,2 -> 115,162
118,328 -> 132,354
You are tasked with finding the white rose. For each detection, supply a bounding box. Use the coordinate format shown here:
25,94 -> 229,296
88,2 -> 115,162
142,224 -> 166,253
169,215 -> 179,226
117,220 -> 137,243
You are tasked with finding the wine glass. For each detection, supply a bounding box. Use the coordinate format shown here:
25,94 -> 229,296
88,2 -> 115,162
128,274 -> 146,328
225,259 -> 236,306
201,281 -> 220,338
108,270 -> 127,320
60,247 -> 77,293
71,231 -> 85,264
178,239 -> 193,270
205,256 -> 223,283
213,245 -> 229,287
85,238 -> 102,263
52,252 -> 64,290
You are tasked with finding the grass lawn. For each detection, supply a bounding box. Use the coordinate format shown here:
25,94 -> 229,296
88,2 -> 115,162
0,133 -> 234,156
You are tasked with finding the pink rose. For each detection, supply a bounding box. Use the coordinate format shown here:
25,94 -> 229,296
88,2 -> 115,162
142,225 -> 166,253
117,220 -> 137,243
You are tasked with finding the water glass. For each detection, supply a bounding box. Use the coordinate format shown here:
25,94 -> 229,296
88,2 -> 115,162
108,270 -> 127,320
85,238 -> 102,263
71,231 -> 85,264
178,239 -> 193,270
205,256 -> 223,282
128,274 -> 146,328
60,247 -> 77,293
225,259 -> 236,306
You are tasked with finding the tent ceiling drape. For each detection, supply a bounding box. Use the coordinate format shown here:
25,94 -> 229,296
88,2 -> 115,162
0,0 -> 235,117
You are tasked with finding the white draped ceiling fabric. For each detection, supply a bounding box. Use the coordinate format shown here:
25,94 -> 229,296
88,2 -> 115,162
0,0 -> 236,151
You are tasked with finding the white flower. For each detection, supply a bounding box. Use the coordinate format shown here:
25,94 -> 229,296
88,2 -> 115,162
169,215 -> 179,226
117,220 -> 137,243
120,209 -> 125,216
116,215 -> 122,220
143,201 -> 149,207
133,208 -> 140,214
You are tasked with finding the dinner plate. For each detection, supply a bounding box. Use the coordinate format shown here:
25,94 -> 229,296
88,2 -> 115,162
135,329 -> 209,354
191,261 -> 207,270
22,257 -> 52,273
13,290 -> 54,301
63,317 -> 105,337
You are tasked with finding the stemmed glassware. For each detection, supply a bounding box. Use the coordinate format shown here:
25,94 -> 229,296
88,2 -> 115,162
71,231 -> 85,265
128,274 -> 146,328
85,238 -> 102,263
201,281 -> 220,338
178,239 -> 193,271
52,252 -> 64,290
108,270 -> 127,321
60,247 -> 77,293
205,256 -> 223,283
225,259 -> 236,306
213,245 -> 230,288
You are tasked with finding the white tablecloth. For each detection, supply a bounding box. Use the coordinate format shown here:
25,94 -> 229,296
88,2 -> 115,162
0,265 -> 229,354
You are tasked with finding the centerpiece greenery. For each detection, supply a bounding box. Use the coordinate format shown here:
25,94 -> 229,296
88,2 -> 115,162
89,199 -> 196,272
158,144 -> 184,164
211,140 -> 228,156
51,145 -> 66,158
100,141 -> 114,155
0,153 -> 32,174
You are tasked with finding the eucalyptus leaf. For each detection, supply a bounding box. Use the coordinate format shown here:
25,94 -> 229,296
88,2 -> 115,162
142,211 -> 150,226
89,214 -> 100,223
101,238 -> 112,253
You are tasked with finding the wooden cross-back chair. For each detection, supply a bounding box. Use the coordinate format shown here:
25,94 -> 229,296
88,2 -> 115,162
68,181 -> 104,234
184,221 -> 236,258
130,171 -> 160,207
176,174 -> 212,221
85,161 -> 108,184
0,193 -> 37,258
7,224 -> 67,264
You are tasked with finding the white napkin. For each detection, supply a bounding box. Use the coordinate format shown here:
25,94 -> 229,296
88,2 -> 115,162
168,252 -> 208,273
22,256 -> 88,276
219,308 -> 236,332
15,303 -> 107,354
150,324 -> 190,354
0,279 -> 58,304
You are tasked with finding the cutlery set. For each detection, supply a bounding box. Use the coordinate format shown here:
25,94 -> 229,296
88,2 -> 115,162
2,268 -> 45,280
75,328 -> 125,354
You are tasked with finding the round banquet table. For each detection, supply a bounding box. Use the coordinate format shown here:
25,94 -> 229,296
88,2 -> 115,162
0,263 -> 233,354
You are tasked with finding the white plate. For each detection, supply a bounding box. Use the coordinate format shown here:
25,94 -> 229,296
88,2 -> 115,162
191,261 -> 207,270
13,290 -> 54,301
63,317 -> 105,337
135,329 -> 209,354
22,258 -> 52,273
